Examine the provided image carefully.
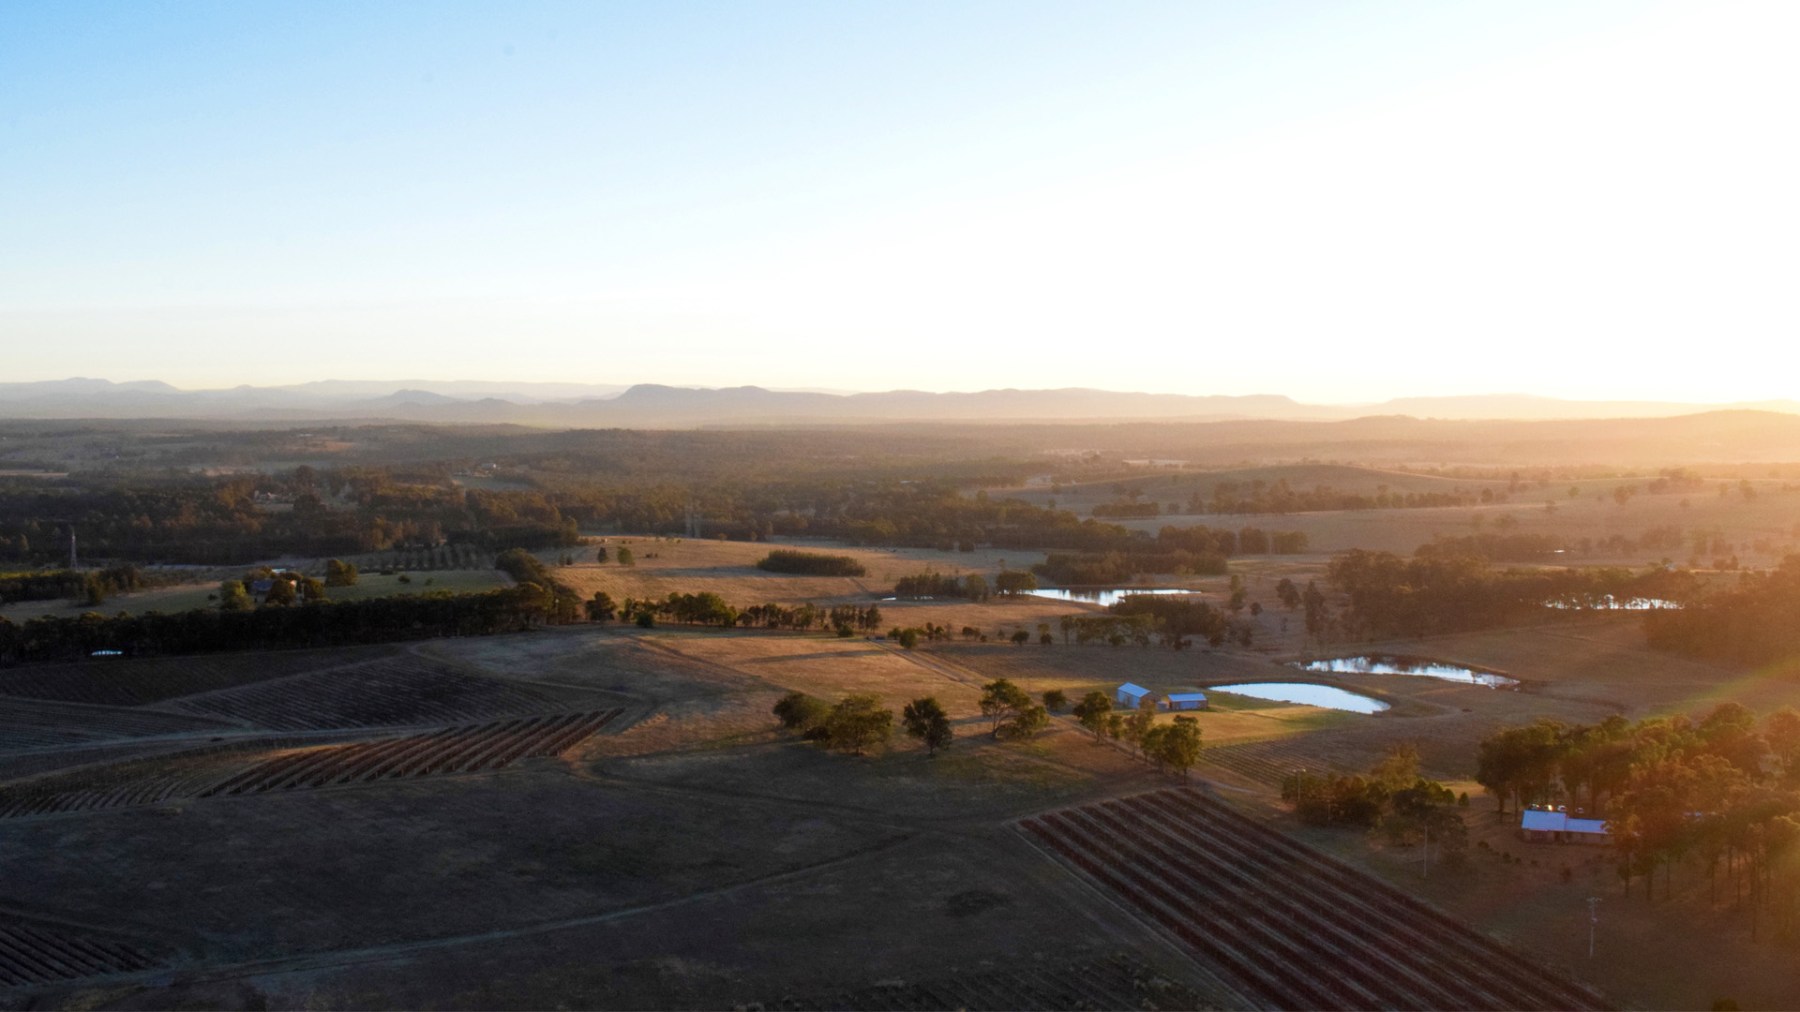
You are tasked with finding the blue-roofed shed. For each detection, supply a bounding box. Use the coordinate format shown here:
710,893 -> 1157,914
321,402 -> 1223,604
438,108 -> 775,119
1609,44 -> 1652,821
1166,692 -> 1208,711
1116,682 -> 1151,708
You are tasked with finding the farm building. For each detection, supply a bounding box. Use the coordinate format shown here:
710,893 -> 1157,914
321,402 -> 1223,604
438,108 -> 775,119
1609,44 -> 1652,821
1116,682 -> 1151,708
1519,807 -> 1609,844
1165,692 -> 1208,711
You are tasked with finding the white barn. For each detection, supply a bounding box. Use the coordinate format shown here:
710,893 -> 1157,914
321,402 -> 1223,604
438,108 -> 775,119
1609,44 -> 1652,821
1116,682 -> 1151,709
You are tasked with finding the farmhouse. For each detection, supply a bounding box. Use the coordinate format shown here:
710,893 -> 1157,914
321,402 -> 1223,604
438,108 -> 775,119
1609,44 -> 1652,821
1165,692 -> 1208,711
1519,807 -> 1610,844
1116,682 -> 1151,709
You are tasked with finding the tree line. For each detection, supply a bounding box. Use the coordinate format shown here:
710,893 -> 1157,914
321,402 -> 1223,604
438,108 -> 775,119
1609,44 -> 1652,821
0,586 -> 563,665
1646,554 -> 1800,664
1323,549 -> 1700,640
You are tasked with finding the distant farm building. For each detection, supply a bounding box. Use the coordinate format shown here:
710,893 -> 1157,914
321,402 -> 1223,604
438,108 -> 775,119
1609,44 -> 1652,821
1165,692 -> 1208,711
1519,807 -> 1609,844
1116,683 -> 1151,708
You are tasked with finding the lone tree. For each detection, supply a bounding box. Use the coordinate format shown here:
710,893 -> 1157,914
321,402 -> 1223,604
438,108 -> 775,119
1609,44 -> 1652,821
773,691 -> 830,734
1159,715 -> 1203,779
1002,704 -> 1049,740
586,591 -> 617,622
979,679 -> 1032,738
902,696 -> 953,755
595,546 -> 608,563
616,547 -> 635,566
1072,691 -> 1112,742
824,694 -> 893,755
1042,689 -> 1068,713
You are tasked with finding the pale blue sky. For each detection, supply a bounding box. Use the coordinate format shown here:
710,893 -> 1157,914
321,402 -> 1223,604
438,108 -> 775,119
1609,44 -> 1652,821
4,1 -> 1795,401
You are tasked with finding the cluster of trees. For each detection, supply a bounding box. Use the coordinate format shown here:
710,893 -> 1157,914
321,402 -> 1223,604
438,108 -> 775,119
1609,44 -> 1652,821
1069,691 -> 1203,777
1646,554 -> 1800,664
1281,746 -> 1468,871
754,550 -> 867,576
1477,706 -> 1800,922
494,547 -> 583,623
0,586 -> 563,665
1324,550 -> 1700,640
1110,596 -> 1231,648
772,692 -> 896,755
978,679 -> 1049,739
1046,597 -> 1247,650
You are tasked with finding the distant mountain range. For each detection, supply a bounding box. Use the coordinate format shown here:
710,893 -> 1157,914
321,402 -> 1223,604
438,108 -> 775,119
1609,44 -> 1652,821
0,378 -> 1792,427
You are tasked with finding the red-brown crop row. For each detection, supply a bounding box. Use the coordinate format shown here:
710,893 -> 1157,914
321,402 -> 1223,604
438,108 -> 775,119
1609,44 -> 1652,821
167,657 -> 584,731
1021,788 -> 1607,1011
199,709 -> 622,797
0,740 -> 307,819
0,922 -> 158,986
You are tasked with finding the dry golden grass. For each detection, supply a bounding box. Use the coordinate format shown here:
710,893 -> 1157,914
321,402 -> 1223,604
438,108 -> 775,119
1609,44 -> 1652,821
547,537 -> 1047,609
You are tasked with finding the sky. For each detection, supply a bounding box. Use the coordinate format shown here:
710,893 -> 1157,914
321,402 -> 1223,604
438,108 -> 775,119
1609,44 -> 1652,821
3,0 -> 1796,403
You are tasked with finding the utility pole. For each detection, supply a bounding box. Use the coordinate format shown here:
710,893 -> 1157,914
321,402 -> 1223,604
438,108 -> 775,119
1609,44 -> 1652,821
68,528 -> 77,570
1587,896 -> 1601,958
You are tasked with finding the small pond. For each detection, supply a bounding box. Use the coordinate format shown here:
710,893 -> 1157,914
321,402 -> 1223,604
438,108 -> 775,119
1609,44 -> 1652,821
1209,682 -> 1390,714
1292,655 -> 1519,689
1544,596 -> 1681,611
1024,587 -> 1202,607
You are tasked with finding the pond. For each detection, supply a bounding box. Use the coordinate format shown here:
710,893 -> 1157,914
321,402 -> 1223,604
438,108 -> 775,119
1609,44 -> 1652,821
1544,595 -> 1681,610
1292,655 -> 1519,689
1209,682 -> 1390,714
1023,587 -> 1203,607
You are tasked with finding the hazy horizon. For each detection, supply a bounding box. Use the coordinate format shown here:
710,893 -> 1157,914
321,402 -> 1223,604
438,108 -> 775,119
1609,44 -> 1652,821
5,373 -> 1796,408
6,1 -> 1797,403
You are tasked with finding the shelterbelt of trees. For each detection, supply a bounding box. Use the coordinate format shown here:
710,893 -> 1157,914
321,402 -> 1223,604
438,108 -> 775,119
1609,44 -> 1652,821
0,566 -> 151,606
0,586 -> 563,665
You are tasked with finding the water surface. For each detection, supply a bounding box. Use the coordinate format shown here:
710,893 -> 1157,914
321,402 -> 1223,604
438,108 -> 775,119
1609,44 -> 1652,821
1209,682 -> 1390,714
1024,587 -> 1202,607
1293,655 -> 1519,689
